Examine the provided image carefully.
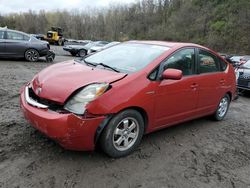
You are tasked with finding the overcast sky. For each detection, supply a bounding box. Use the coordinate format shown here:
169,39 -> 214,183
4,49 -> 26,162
0,0 -> 135,14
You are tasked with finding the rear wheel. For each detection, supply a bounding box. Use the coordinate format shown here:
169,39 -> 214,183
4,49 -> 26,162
25,49 -> 39,62
100,109 -> 144,158
78,49 -> 86,57
213,94 -> 230,121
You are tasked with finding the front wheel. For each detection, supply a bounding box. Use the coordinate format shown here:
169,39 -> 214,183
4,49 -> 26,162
25,49 -> 40,62
100,109 -> 144,158
213,94 -> 230,121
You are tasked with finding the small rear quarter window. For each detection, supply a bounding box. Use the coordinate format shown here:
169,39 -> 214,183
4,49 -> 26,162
219,58 -> 228,71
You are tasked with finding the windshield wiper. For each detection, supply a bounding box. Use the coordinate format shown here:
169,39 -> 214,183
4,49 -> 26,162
82,59 -> 97,67
97,63 -> 120,73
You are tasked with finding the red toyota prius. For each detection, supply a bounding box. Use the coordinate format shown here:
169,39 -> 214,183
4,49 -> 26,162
20,41 -> 237,157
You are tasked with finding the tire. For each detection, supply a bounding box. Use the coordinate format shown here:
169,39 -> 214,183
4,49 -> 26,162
70,52 -> 77,56
25,49 -> 40,62
46,51 -> 55,63
58,38 -> 63,46
213,94 -> 230,121
78,49 -> 86,57
100,109 -> 144,158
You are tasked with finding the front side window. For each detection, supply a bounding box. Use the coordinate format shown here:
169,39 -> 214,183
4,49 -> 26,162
0,31 -> 5,39
162,48 -> 195,76
198,49 -> 220,73
6,31 -> 28,41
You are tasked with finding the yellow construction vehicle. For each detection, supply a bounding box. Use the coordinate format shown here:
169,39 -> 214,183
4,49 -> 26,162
44,27 -> 65,46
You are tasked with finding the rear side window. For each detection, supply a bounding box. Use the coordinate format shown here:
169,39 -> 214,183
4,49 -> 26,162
7,31 -> 28,41
198,49 -> 220,73
0,31 -> 4,39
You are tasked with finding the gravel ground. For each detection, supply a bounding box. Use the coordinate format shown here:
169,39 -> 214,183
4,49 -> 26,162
0,46 -> 250,188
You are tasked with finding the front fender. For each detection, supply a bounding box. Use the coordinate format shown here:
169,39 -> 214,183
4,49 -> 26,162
86,73 -> 158,133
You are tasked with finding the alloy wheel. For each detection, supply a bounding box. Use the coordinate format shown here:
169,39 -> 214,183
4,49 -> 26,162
112,117 -> 139,151
217,97 -> 229,118
25,49 -> 39,62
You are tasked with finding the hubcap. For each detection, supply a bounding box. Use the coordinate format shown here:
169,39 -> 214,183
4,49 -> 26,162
218,97 -> 229,118
79,50 -> 86,57
113,117 -> 139,151
26,50 -> 38,62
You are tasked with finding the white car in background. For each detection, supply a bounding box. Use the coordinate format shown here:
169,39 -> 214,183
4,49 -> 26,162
88,41 -> 120,54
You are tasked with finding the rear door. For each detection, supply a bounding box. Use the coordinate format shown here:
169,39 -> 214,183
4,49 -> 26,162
0,30 -> 5,56
5,31 -> 30,57
196,48 -> 227,114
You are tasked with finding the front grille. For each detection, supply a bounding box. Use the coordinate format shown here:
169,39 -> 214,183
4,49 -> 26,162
29,87 -> 66,113
237,79 -> 250,87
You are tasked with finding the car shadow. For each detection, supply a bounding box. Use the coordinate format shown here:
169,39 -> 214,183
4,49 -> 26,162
238,90 -> 250,98
28,115 -> 213,160
0,57 -> 48,63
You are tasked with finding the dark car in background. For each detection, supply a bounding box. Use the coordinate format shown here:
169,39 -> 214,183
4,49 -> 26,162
63,41 -> 109,57
236,60 -> 250,91
0,27 -> 50,62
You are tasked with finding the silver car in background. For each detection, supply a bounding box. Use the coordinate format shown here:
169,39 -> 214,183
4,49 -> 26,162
88,41 -> 120,54
0,27 -> 50,62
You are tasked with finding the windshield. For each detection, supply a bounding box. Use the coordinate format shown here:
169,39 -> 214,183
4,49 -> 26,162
243,60 -> 250,68
84,43 -> 170,73
84,42 -> 94,48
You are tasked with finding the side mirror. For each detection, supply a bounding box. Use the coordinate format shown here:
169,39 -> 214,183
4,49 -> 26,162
162,68 -> 183,80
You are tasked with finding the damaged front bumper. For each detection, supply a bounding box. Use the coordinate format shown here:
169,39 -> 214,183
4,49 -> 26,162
20,85 -> 106,151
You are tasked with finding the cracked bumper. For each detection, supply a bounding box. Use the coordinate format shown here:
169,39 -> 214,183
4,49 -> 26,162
20,89 -> 105,151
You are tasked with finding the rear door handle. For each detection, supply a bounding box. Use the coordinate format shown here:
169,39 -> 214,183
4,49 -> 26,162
220,79 -> 225,85
190,83 -> 199,89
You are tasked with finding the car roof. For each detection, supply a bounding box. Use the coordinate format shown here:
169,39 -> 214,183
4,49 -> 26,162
0,27 -> 8,31
127,40 -> 204,48
0,27 -> 29,36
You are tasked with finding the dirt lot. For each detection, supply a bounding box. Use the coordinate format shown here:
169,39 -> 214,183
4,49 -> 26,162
0,46 -> 250,188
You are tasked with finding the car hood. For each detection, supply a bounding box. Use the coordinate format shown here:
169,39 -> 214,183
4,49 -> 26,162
237,68 -> 250,79
31,60 -> 126,104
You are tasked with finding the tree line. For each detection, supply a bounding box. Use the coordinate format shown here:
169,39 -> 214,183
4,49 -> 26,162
0,0 -> 250,54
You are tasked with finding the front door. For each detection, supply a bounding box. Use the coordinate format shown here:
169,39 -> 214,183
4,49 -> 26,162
154,48 -> 199,128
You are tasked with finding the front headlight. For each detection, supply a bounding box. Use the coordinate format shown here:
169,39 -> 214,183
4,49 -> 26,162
64,83 -> 109,115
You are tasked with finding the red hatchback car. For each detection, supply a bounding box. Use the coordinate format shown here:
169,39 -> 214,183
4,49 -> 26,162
20,41 -> 236,157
